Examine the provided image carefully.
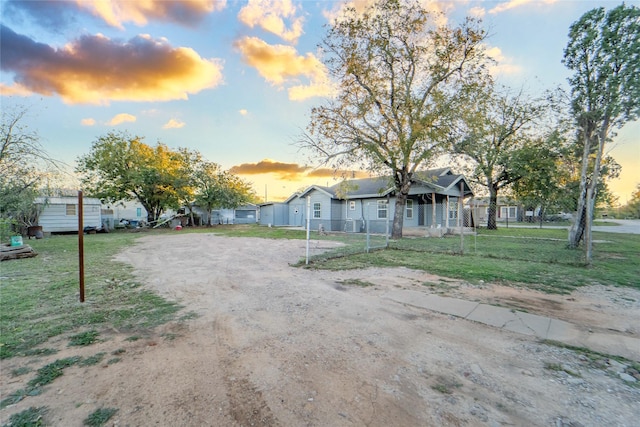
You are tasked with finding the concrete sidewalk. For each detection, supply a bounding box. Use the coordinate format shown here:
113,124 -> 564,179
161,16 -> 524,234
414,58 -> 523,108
384,290 -> 640,362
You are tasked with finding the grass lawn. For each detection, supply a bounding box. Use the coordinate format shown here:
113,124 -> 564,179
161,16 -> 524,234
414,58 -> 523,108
1,224 -> 637,361
0,231 -> 181,360
305,226 -> 640,294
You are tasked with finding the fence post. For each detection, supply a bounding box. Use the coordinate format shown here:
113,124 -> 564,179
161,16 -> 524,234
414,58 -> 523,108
460,181 -> 464,254
305,196 -> 311,265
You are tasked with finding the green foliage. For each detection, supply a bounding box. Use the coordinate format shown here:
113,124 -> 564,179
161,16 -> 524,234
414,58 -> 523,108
619,184 -> 640,219
451,83 -> 553,229
28,357 -> 80,388
305,228 -> 640,293
83,408 -> 118,426
2,406 -> 48,427
564,3 -> 640,251
193,162 -> 254,226
0,233 -> 180,359
79,352 -> 107,367
76,132 -> 188,223
68,330 -> 99,347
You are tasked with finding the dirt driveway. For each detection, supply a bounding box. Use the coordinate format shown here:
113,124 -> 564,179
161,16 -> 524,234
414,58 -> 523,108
3,234 -> 639,426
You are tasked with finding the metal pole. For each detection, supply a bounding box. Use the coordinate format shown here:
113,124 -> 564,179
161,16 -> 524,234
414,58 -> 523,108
78,190 -> 85,302
366,203 -> 370,253
460,181 -> 464,254
305,196 -> 311,265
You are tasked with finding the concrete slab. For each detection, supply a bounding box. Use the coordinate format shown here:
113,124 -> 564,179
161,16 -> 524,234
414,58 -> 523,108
545,318 -> 580,342
384,290 -> 479,318
512,311 -> 553,338
383,289 -> 640,362
465,304 -> 520,329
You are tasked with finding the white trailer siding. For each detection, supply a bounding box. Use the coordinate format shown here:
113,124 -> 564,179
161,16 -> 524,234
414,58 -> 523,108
35,197 -> 102,232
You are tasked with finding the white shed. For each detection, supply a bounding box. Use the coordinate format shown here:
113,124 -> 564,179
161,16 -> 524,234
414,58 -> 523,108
35,196 -> 102,233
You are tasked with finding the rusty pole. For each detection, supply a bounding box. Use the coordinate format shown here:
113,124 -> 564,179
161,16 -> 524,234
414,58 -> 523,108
78,190 -> 85,302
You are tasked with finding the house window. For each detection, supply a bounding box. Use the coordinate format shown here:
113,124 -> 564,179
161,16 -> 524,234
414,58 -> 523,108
377,200 -> 388,219
500,206 -> 517,219
349,201 -> 356,211
406,199 -> 413,219
313,202 -> 321,219
66,204 -> 76,216
448,198 -> 458,220
136,207 -> 142,217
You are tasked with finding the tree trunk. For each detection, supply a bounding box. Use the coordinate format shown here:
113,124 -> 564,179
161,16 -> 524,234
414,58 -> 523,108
392,192 -> 407,239
487,185 -> 498,230
568,132 -> 592,248
391,172 -> 411,239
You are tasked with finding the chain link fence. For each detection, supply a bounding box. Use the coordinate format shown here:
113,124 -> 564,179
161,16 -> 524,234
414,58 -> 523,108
304,199 -> 585,266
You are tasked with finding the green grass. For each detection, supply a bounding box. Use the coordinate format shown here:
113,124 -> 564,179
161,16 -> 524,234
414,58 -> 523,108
2,406 -> 48,427
0,232 -> 181,359
28,357 -> 81,388
79,352 -> 107,367
83,408 -> 118,426
305,227 -> 640,294
68,330 -> 99,347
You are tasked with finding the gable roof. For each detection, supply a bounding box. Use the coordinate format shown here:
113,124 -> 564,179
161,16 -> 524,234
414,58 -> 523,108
288,168 -> 473,202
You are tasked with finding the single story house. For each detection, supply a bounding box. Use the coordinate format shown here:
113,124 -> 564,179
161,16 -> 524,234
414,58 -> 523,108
34,196 -> 102,233
260,168 -> 473,234
471,197 -> 539,225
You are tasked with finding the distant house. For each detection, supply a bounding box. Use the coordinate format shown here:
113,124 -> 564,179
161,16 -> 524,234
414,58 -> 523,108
102,201 -> 148,229
185,203 -> 259,226
260,168 -> 473,233
471,197 -> 534,225
34,196 -> 102,233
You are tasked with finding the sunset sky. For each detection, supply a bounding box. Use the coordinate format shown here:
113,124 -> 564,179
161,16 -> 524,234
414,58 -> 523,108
1,0 -> 638,204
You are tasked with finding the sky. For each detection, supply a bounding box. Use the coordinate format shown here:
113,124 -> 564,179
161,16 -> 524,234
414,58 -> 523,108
1,0 -> 638,204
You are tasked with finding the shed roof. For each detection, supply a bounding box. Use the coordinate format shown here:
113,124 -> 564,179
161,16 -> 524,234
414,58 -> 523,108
35,196 -> 102,205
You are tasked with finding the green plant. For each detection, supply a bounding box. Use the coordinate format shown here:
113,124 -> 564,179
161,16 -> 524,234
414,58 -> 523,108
79,353 -> 106,367
11,367 -> 33,377
83,407 -> 118,426
68,331 -> 99,347
2,406 -> 48,427
28,357 -> 80,388
1,233 -> 181,359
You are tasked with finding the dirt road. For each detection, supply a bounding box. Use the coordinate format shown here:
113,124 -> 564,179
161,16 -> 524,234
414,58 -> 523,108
2,234 -> 639,426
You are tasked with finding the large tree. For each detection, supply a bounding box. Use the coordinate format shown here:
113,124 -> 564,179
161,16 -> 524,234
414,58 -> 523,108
193,162 -> 254,226
563,4 -> 640,261
451,84 -> 550,229
76,132 -> 188,224
301,0 -> 488,238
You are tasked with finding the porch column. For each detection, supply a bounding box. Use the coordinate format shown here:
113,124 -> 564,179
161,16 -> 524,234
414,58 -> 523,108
431,192 -> 436,227
445,195 -> 450,228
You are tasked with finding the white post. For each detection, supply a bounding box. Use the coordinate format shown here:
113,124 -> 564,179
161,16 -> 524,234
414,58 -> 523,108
445,195 -> 450,229
305,196 -> 311,265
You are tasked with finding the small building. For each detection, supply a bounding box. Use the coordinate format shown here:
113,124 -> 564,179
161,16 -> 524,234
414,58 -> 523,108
34,196 -> 102,233
471,197 -> 529,225
258,203 -> 289,227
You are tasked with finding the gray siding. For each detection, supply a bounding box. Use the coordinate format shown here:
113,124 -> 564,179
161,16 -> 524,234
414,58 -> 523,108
38,200 -> 102,232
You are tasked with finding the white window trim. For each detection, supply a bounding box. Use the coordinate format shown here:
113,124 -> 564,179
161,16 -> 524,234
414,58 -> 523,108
313,202 -> 321,219
406,199 -> 413,219
500,206 -> 517,219
349,201 -> 356,211
65,204 -> 77,216
377,200 -> 388,219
